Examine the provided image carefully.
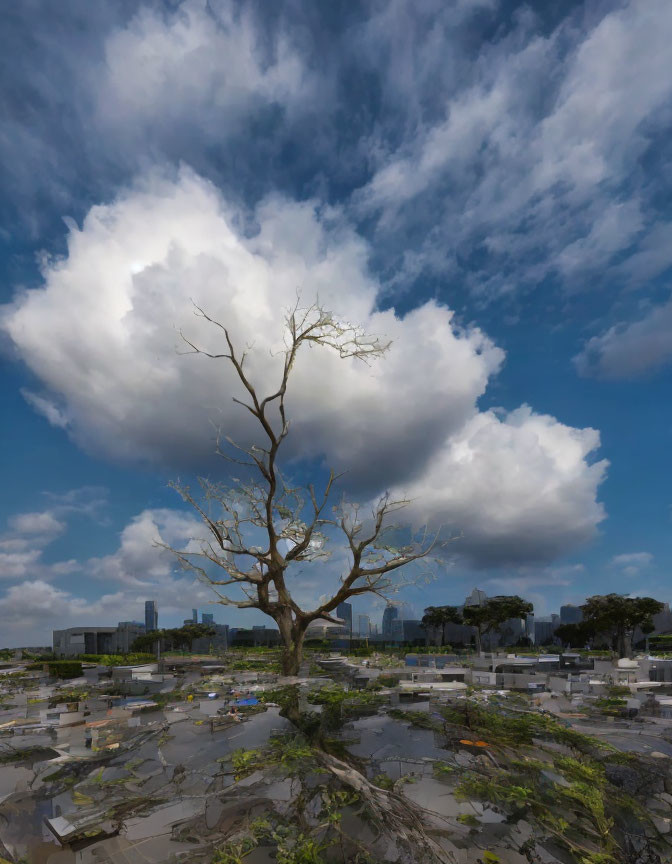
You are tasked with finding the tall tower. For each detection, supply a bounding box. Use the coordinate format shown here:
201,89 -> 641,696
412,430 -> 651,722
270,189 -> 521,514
382,604 -> 399,636
357,614 -> 370,636
336,601 -> 353,633
145,600 -> 158,633
192,608 -> 198,623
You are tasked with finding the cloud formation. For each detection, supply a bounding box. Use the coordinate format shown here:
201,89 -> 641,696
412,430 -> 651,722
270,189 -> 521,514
354,0 -> 672,298
0,505 -> 216,646
611,551 -> 653,579
575,296 -> 672,378
393,406 -> 607,567
0,487 -> 108,581
2,169 -> 607,567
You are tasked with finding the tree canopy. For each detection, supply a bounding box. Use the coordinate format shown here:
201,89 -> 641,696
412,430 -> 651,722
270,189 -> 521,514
462,595 -> 533,655
132,623 -> 216,653
554,620 -> 595,649
421,605 -> 463,646
580,594 -> 663,658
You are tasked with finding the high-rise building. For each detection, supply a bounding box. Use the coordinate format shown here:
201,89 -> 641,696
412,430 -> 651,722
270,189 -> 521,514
465,588 -> 488,607
336,601 -> 353,633
145,600 -> 158,633
534,618 -> 558,646
382,604 -> 399,636
192,608 -> 198,623
357,614 -> 370,636
390,618 -> 404,641
560,605 -> 583,625
202,612 -> 214,625
402,620 -> 424,643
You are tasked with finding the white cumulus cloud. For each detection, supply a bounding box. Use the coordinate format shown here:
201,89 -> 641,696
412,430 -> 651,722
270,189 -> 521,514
393,406 -> 608,567
1,168 -> 607,567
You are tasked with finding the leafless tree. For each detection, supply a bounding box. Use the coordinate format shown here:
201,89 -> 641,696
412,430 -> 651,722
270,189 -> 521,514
166,299 -> 450,675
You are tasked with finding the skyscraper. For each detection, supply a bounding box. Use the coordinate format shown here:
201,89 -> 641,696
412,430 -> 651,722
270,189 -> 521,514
382,604 -> 398,636
202,612 -> 214,625
390,618 -> 404,641
357,614 -> 370,636
192,608 -> 198,623
145,600 -> 158,633
336,601 -> 353,633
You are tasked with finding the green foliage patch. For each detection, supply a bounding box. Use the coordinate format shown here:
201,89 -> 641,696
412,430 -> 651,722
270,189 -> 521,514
47,661 -> 83,679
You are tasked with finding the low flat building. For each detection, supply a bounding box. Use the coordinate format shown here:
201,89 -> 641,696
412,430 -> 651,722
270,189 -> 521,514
53,627 -> 119,657
53,622 -> 146,657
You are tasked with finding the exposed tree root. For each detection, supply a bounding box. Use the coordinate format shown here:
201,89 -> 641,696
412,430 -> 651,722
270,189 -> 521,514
315,750 -> 457,864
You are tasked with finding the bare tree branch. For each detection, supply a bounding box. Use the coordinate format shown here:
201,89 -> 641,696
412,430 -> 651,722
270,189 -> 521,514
166,299 -> 450,674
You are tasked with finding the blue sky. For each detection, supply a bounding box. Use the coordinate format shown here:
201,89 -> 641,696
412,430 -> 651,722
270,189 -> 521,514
1,0 -> 671,646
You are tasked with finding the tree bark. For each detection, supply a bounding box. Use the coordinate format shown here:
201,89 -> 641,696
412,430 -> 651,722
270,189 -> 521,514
617,625 -> 627,659
276,612 -> 307,676
474,627 -> 482,657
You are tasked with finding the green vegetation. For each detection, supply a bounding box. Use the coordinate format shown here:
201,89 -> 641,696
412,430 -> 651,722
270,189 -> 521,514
455,754 -> 619,862
376,674 -> 400,687
307,685 -> 385,729
230,658 -> 282,672
441,700 -> 616,754
387,708 -> 442,732
48,686 -> 89,706
460,595 -> 533,655
46,661 -> 83,679
580,594 -> 663,658
213,819 -> 333,864
457,813 -> 479,826
441,697 -> 667,864
593,696 -> 628,717
229,733 -> 320,780
421,605 -> 462,646
78,653 -> 155,665
432,761 -> 456,779
0,746 -> 53,765
212,787 -> 364,864
132,623 -> 216,653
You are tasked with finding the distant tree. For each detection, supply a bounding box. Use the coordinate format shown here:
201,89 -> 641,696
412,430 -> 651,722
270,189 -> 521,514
172,623 -> 216,652
580,594 -> 663,658
421,605 -> 463,646
554,620 -> 596,650
131,630 -> 163,653
165,300 -> 455,675
131,623 -> 215,654
463,595 -> 533,656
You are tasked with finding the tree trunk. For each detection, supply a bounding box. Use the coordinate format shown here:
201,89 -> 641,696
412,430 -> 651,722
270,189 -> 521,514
617,625 -> 627,659
474,627 -> 482,657
276,611 -> 307,676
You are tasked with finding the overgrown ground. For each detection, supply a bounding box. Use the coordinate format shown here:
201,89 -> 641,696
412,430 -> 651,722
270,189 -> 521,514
0,651 -> 671,864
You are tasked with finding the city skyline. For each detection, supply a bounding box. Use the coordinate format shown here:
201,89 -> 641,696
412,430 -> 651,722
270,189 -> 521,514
16,587 -> 672,652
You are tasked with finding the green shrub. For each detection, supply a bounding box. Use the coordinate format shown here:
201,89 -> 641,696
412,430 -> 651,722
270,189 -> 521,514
47,661 -> 83,679
79,653 -> 155,666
